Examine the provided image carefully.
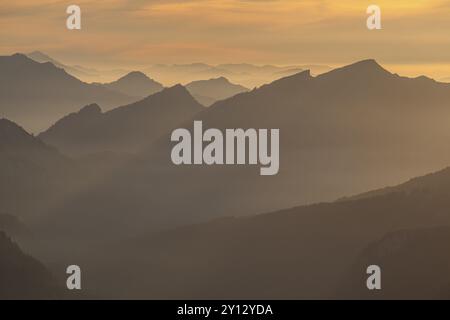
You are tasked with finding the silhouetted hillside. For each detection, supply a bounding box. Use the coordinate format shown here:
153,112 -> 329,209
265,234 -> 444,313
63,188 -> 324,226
88,165 -> 450,299
340,226 -> 450,299
39,85 -> 204,155
96,71 -> 164,98
0,54 -> 135,132
0,231 -> 63,299
186,77 -> 248,106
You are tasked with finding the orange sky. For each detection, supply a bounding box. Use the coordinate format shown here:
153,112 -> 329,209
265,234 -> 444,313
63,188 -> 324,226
1,0 -> 450,79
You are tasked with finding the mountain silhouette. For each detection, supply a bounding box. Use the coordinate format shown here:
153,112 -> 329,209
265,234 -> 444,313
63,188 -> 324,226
26,51 -> 98,79
96,71 -> 164,98
39,85 -> 204,155
185,77 -> 249,106
0,53 -> 136,132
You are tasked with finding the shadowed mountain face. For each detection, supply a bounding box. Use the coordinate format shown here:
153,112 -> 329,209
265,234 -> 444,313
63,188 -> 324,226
83,166 -> 450,299
0,54 -> 136,132
96,71 -> 164,99
0,118 -> 70,217
0,231 -> 63,299
39,85 -> 204,155
186,77 -> 249,106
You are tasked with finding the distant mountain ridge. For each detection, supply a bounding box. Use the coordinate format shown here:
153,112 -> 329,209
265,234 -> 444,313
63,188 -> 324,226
146,62 -> 331,88
35,59 -> 450,245
0,53 -> 136,132
186,77 -> 249,106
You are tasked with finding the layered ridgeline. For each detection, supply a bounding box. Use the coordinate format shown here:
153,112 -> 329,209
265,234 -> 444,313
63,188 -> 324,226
34,60 -> 450,241
26,51 -> 99,80
3,60 -> 450,299
0,54 -> 136,132
185,77 -> 249,106
89,166 -> 450,299
39,85 -> 204,155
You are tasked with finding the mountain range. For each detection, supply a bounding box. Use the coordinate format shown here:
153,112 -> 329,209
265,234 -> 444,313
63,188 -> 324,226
39,85 -> 204,155
0,54 -> 136,132
0,231 -> 64,299
23,59 -> 450,251
3,57 -> 450,299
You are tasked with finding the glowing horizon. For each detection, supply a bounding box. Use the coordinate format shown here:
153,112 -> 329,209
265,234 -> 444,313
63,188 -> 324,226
1,0 -> 449,81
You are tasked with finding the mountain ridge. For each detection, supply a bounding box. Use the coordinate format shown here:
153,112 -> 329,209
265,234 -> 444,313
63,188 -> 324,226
0,53 -> 137,132
39,85 -> 204,155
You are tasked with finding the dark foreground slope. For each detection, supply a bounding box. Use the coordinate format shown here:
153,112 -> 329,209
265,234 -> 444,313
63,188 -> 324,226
0,231 -> 63,299
85,166 -> 450,299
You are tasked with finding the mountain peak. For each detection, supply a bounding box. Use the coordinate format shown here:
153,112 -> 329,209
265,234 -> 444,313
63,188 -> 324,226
9,53 -> 30,62
103,71 -> 164,98
214,76 -> 229,82
159,84 -> 190,96
79,103 -> 102,115
119,71 -> 150,82
349,59 -> 386,70
320,59 -> 391,79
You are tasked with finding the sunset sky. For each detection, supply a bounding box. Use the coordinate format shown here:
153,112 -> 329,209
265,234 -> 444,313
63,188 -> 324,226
1,0 -> 450,79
